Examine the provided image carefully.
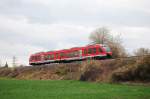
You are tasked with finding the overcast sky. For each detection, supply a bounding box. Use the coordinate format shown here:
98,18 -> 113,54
0,0 -> 150,66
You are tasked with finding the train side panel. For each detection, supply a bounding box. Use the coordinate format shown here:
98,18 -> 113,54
29,44 -> 112,65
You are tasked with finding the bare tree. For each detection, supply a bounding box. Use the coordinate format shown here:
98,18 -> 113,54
89,27 -> 127,58
89,27 -> 111,44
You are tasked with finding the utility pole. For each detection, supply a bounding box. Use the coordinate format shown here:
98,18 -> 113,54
12,56 -> 17,67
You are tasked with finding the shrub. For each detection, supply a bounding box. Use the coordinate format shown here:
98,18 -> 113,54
79,60 -> 102,81
111,56 -> 150,82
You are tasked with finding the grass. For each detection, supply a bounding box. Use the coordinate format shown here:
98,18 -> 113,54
0,79 -> 150,99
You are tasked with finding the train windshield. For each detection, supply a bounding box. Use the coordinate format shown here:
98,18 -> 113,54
102,45 -> 111,52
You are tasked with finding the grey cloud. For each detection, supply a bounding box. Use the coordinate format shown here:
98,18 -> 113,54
1,0 -> 150,27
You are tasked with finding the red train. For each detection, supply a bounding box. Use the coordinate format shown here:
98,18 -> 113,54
29,44 -> 112,65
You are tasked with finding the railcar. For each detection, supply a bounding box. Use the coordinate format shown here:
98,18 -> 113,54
29,44 -> 112,65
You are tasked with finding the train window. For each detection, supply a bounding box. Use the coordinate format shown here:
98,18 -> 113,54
68,52 -> 72,57
44,55 -> 50,60
75,51 -> 79,56
99,48 -> 103,53
50,54 -> 54,59
74,51 -> 79,56
93,48 -> 97,54
34,56 -> 36,60
72,52 -> 75,57
44,54 -> 54,60
67,52 -> 70,57
55,53 -> 59,58
38,56 -> 41,60
36,56 -> 39,60
88,48 -> 93,54
84,49 -> 87,55
66,53 -> 70,57
69,52 -> 74,57
60,53 -> 65,57
70,52 -> 74,57
68,51 -> 79,57
88,48 -> 97,54
47,55 -> 51,59
34,56 -> 35,60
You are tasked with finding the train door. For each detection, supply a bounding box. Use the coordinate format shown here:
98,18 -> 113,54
79,50 -> 82,59
41,54 -> 44,62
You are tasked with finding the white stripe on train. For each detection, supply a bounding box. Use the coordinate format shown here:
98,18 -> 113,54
29,54 -> 106,64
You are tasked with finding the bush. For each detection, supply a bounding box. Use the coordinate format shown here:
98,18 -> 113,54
79,60 -> 102,81
111,56 -> 150,82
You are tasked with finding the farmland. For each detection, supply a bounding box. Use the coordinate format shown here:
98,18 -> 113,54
0,78 -> 150,99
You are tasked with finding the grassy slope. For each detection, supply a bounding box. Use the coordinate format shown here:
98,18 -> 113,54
0,79 -> 150,99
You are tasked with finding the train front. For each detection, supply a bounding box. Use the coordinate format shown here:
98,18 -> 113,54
101,44 -> 112,58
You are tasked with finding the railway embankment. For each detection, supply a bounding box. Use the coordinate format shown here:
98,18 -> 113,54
0,55 -> 150,83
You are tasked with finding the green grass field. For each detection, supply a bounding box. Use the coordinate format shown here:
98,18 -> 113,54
0,79 -> 150,99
